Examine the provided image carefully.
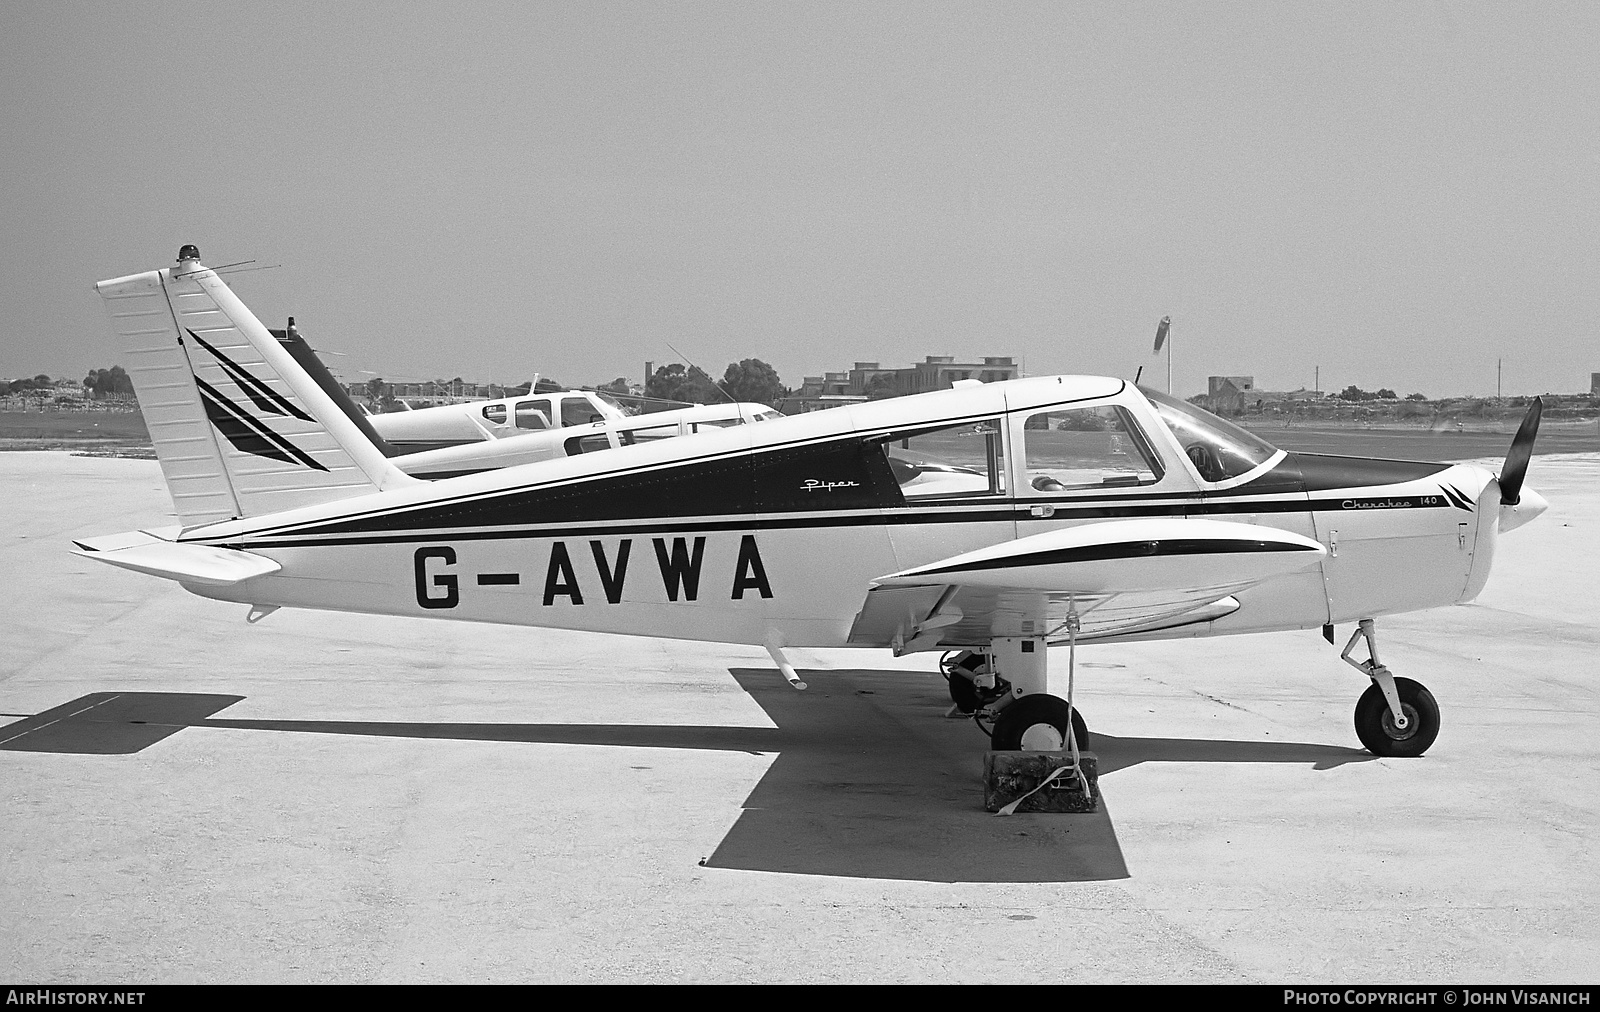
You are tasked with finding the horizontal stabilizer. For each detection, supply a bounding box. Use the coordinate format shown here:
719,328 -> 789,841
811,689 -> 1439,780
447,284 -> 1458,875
875,518 -> 1324,594
73,530 -> 280,586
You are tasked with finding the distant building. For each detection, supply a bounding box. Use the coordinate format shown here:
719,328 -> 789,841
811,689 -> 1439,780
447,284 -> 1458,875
846,361 -> 897,396
1206,375 -> 1255,415
900,355 -> 1019,395
346,380 -> 526,407
780,354 -> 1020,413
1591,372 -> 1599,397
779,371 -> 864,413
1208,375 -> 1254,397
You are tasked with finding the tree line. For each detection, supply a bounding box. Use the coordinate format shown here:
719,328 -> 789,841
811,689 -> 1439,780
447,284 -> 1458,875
12,358 -> 792,409
1335,385 -> 1424,402
628,358 -> 786,406
1,366 -> 135,399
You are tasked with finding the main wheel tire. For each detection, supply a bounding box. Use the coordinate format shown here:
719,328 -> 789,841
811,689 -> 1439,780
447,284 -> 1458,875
1354,677 -> 1440,757
990,694 -> 1090,752
947,673 -> 983,713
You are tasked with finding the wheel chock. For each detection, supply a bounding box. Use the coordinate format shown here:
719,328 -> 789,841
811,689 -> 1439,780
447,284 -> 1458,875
984,751 -> 1100,814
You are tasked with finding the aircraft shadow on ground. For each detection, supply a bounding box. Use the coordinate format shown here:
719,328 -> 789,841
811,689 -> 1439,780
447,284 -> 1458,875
1,671 -> 1373,883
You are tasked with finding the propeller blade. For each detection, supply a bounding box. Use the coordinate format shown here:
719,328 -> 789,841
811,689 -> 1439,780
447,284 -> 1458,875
1153,316 -> 1170,354
1498,397 -> 1542,506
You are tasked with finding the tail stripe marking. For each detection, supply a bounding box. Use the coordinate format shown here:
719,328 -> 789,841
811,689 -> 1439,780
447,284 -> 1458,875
195,376 -> 329,472
186,329 -> 314,422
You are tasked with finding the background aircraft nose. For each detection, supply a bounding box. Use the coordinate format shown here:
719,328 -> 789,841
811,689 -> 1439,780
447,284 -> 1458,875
1499,485 -> 1547,533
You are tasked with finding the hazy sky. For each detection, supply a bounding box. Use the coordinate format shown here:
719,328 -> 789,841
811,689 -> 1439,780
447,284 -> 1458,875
3,2 -> 1597,397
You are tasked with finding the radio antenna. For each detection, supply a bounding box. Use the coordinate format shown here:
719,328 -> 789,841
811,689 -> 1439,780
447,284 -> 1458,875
664,341 -> 734,403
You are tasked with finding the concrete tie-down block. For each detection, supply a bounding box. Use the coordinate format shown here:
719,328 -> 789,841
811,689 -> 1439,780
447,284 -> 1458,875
984,751 -> 1100,814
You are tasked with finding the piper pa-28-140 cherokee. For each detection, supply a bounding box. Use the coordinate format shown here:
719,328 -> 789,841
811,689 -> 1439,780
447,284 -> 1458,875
78,247 -> 1548,764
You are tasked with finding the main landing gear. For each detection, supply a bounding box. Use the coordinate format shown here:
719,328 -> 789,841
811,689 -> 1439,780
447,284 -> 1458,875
1341,618 -> 1440,757
941,635 -> 1090,753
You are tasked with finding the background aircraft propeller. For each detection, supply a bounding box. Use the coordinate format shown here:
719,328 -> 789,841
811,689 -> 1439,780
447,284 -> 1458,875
1498,396 -> 1542,507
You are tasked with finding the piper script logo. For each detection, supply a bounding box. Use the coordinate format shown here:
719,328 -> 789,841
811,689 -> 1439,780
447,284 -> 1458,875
801,479 -> 861,492
185,329 -> 327,471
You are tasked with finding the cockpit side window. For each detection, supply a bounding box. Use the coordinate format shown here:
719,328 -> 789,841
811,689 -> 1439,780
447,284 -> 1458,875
873,418 -> 1006,500
1139,385 -> 1278,482
1019,405 -> 1163,493
561,397 -> 606,427
482,404 -> 507,425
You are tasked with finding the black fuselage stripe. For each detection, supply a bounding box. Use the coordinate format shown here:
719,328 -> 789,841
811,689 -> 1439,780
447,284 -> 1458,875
213,480 -> 1459,545
193,493 -> 1460,550
218,509 -> 1019,548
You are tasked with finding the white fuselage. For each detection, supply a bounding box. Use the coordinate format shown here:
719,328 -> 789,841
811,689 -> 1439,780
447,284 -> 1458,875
174,378 -> 1522,650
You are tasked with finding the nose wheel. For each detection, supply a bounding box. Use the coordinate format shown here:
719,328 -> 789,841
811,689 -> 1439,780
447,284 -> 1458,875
1341,619 -> 1441,757
1354,677 -> 1439,757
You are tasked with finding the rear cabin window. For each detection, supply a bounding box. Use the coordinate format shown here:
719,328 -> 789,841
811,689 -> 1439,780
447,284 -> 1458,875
876,419 -> 1006,499
564,433 -> 615,455
1019,405 -> 1163,493
515,400 -> 551,429
618,423 -> 681,445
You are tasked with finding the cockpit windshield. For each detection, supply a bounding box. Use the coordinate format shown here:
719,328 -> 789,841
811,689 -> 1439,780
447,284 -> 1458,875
592,390 -> 637,416
1138,386 -> 1279,483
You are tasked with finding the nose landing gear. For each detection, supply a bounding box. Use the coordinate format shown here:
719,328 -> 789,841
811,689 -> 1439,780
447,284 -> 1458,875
1342,619 -> 1441,757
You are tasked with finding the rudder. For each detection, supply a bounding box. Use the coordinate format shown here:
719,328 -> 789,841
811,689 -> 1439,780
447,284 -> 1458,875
96,246 -> 414,527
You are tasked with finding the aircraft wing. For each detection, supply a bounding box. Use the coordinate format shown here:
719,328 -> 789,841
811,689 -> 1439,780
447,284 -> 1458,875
849,518 -> 1324,652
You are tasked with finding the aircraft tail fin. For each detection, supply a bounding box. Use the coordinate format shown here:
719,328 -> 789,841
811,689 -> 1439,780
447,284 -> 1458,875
96,247 -> 417,528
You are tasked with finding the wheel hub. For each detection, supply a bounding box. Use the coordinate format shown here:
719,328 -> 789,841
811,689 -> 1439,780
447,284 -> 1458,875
1018,723 -> 1064,751
1380,703 -> 1420,741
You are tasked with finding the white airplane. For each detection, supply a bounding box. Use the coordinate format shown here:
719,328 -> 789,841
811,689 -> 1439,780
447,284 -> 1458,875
368,384 -> 778,454
222,301 -> 780,481
385,402 -> 783,480
369,385 -> 629,450
80,248 -> 1548,765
